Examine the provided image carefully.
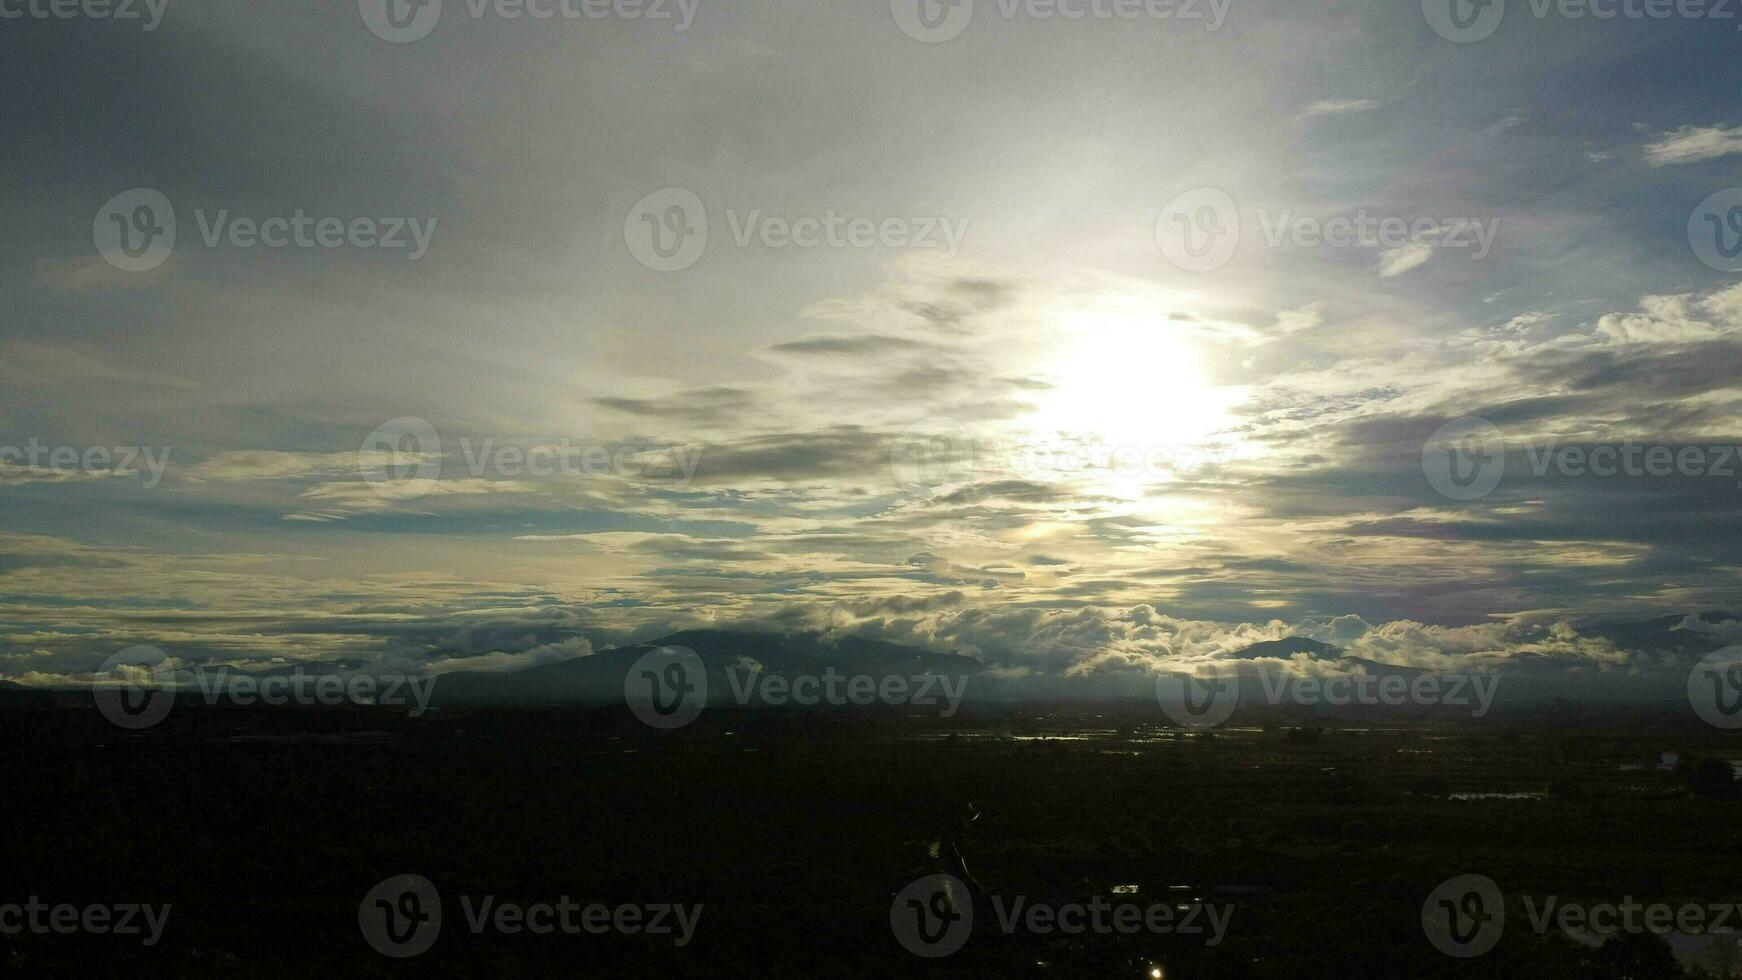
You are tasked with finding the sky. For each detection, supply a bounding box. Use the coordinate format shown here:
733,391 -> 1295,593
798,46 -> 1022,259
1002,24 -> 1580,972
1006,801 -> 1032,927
3,0 -> 1741,685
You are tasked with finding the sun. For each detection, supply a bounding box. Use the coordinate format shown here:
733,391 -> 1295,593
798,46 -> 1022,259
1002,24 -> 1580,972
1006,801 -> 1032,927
1032,302 -> 1242,456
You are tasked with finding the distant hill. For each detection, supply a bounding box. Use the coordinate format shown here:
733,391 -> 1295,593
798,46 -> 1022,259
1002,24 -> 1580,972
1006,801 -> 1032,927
6,611 -> 1732,713
430,630 -> 985,706
1585,611 -> 1736,658
0,679 -> 61,705
1227,637 -> 1343,661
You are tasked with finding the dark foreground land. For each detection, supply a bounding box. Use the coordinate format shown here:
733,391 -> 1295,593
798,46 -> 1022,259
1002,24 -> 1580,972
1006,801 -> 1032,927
4,702 -> 1740,978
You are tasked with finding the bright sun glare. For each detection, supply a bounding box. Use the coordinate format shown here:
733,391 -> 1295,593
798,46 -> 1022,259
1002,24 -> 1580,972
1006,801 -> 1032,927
1035,305 -> 1240,453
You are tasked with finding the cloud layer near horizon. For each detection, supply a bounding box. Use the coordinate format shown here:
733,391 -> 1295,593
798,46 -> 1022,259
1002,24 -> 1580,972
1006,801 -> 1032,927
3,2 -> 1740,683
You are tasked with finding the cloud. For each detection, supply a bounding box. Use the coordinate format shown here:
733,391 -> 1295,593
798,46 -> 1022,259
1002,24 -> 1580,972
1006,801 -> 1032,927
594,387 -> 760,423
426,637 -> 594,674
289,478 -> 540,519
1300,99 -> 1379,118
34,256 -> 163,294
1645,124 -> 1742,165
187,451 -> 378,482
1376,241 -> 1435,277
1593,285 -> 1742,345
767,334 -> 932,357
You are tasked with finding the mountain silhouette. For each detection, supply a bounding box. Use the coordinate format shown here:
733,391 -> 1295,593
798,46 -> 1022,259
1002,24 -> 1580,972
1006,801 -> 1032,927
430,629 -> 985,706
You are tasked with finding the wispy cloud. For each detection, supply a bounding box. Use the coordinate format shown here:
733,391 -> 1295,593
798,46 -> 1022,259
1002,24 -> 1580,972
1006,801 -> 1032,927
1376,241 -> 1436,277
1300,98 -> 1379,118
1645,124 -> 1742,165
